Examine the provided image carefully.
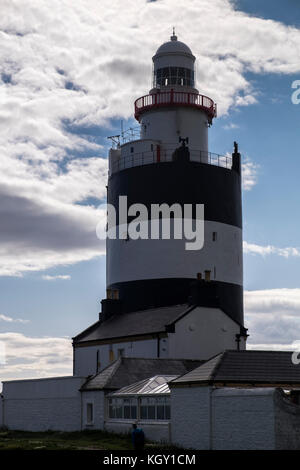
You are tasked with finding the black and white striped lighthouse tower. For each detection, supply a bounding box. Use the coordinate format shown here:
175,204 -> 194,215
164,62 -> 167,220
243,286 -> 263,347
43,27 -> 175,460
105,32 -> 244,327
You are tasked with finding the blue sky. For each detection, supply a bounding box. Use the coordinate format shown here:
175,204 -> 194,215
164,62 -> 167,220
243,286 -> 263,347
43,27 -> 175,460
1,0 -> 300,380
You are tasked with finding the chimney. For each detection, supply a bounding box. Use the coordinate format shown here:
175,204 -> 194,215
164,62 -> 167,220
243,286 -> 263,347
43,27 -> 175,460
99,288 -> 122,322
188,275 -> 219,307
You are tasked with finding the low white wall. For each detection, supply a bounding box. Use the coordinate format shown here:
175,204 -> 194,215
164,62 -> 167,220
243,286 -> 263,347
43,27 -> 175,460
2,376 -> 86,432
105,420 -> 171,443
212,388 -> 276,450
171,386 -> 278,450
171,386 -> 211,450
274,389 -> 300,449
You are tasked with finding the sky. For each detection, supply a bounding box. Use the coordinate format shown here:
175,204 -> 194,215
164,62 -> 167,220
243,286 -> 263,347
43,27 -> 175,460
1,0 -> 300,382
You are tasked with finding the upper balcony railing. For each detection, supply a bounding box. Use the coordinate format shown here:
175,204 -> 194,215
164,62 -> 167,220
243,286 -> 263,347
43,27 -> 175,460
110,147 -> 232,176
134,90 -> 217,123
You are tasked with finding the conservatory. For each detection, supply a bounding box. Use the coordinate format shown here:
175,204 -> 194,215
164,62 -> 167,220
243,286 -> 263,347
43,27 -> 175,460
105,375 -> 175,441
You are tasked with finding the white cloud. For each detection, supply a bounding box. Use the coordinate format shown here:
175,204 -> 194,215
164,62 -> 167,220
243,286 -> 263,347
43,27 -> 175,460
242,158 -> 259,191
245,289 -> 300,346
0,0 -> 300,276
0,314 -> 29,324
247,342 -> 300,352
42,274 -> 71,281
0,332 -> 72,384
243,241 -> 300,257
223,123 -> 240,130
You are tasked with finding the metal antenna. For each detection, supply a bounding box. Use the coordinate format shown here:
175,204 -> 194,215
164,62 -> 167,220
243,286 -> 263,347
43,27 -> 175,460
171,26 -> 177,41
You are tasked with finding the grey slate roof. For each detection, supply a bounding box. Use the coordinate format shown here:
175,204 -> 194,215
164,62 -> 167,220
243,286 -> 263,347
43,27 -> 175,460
81,357 -> 203,391
73,304 -> 192,343
171,350 -> 300,386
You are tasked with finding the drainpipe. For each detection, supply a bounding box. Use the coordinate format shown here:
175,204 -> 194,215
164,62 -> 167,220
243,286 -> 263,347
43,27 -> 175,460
236,334 -> 241,351
80,390 -> 83,431
157,334 -> 160,358
209,386 -> 213,450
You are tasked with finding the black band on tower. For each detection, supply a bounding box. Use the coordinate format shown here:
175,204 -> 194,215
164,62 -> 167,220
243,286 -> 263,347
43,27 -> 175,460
108,278 -> 244,326
108,160 -> 242,228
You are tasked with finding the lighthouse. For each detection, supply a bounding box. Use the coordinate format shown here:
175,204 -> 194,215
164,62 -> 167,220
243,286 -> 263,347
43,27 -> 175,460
106,31 -> 243,321
73,33 -> 247,375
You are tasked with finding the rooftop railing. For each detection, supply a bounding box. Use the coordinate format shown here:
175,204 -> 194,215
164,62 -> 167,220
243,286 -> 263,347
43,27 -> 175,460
110,147 -> 232,175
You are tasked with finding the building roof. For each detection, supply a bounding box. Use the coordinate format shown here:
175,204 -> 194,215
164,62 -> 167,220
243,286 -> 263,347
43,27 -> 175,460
170,350 -> 300,387
155,34 -> 193,57
109,375 -> 178,396
73,304 -> 193,344
81,357 -> 203,391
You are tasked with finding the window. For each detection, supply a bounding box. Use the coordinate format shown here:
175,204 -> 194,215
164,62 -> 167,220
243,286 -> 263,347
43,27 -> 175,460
140,397 -> 156,419
107,396 -> 170,421
108,398 -> 137,420
212,231 -> 217,241
154,67 -> 195,88
86,403 -> 94,424
204,270 -> 211,281
140,396 -> 170,420
107,288 -> 119,300
112,289 -> 119,300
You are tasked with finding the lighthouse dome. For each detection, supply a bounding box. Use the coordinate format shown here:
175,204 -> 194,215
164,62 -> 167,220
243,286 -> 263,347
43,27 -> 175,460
155,34 -> 194,58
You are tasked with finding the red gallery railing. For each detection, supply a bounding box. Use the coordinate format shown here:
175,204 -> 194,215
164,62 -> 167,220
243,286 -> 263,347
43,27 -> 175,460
134,90 -> 217,122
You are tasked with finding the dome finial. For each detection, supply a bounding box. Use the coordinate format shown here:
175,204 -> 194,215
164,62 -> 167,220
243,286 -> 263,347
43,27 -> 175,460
171,26 -> 177,41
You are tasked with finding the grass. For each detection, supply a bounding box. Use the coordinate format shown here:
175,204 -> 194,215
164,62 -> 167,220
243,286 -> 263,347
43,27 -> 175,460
0,429 -> 175,451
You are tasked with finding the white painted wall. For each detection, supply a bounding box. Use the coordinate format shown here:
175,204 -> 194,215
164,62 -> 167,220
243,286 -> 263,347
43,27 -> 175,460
171,386 -> 211,449
107,221 -> 243,286
2,376 -> 85,432
74,337 -> 168,377
81,390 -> 105,430
153,51 -> 195,71
74,344 -> 100,377
168,306 -> 243,361
212,388 -> 276,450
171,387 -> 277,450
121,139 -> 159,159
140,107 -> 208,153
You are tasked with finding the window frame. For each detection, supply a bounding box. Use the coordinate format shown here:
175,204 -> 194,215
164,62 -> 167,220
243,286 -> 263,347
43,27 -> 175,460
86,401 -> 94,425
107,395 -> 170,421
